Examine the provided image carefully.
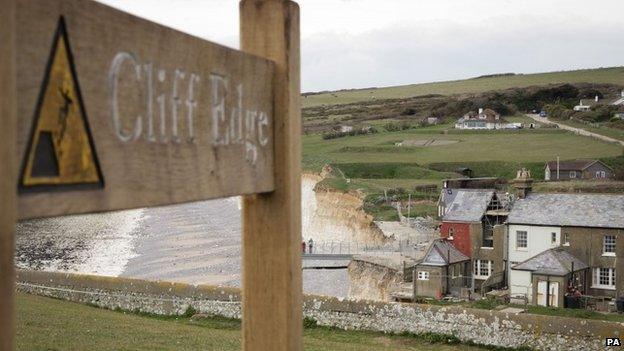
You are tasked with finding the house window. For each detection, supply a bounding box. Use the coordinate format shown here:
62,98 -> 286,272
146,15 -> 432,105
551,232 -> 557,245
563,232 -> 570,246
448,228 -> 454,240
569,171 -> 577,179
593,268 -> 616,289
516,231 -> 528,249
417,271 -> 429,281
473,260 -> 492,278
603,235 -> 616,256
596,171 -> 606,179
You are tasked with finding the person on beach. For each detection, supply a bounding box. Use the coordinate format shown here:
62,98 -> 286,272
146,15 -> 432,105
308,238 -> 314,254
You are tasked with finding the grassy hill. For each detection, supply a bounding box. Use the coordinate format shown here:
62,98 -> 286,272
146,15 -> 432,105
302,67 -> 624,220
303,66 -> 624,108
15,293 -> 484,351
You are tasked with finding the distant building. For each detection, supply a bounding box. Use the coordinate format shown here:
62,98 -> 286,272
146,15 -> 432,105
412,239 -> 471,298
544,159 -> 613,181
455,108 -> 507,130
611,90 -> 624,106
573,100 -> 592,112
438,188 -> 509,291
507,193 -> 624,305
426,117 -> 439,125
338,125 -> 354,133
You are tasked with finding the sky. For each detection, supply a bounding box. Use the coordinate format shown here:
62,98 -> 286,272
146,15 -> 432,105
97,0 -> 624,92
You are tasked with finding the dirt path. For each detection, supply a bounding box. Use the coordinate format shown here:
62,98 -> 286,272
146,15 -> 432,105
526,114 -> 624,146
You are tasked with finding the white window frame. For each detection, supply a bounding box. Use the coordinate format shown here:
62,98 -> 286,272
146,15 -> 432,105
603,235 -> 616,257
516,231 -> 528,250
417,271 -> 429,281
592,268 -> 616,290
569,171 -> 577,179
596,170 -> 606,179
551,232 -> 557,245
473,260 -> 492,279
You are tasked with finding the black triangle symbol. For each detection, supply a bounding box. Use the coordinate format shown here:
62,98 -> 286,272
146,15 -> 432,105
19,16 -> 104,193
31,131 -> 60,177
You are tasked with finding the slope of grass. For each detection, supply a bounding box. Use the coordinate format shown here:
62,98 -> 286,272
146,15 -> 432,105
557,119 -> 624,142
15,293 -> 486,351
303,67 -> 624,107
302,128 -> 622,173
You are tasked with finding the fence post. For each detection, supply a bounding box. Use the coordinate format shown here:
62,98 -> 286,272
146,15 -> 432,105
0,0 -> 17,349
240,1 -> 302,351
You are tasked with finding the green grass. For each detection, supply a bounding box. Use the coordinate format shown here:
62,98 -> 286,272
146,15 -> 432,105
556,119 -> 624,142
533,180 -> 624,194
303,66 -> 624,107
334,162 -> 457,180
412,297 -> 624,324
15,293 -> 488,351
522,305 -> 624,323
302,129 -> 622,173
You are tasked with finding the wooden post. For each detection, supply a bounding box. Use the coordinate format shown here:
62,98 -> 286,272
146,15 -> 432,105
0,0 -> 17,349
240,1 -> 302,351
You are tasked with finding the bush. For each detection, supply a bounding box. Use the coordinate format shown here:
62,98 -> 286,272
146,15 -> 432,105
183,305 -> 198,318
303,316 -> 318,328
543,104 -> 575,120
401,108 -> 417,116
321,126 -> 378,140
383,121 -> 413,132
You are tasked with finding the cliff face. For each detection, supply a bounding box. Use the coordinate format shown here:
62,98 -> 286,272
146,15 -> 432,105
347,257 -> 404,301
301,174 -> 388,245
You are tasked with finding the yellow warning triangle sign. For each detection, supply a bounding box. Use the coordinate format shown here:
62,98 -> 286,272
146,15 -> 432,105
20,17 -> 103,191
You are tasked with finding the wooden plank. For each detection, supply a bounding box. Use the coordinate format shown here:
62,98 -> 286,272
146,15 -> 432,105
0,0 -> 17,349
17,0 -> 275,219
240,1 -> 302,351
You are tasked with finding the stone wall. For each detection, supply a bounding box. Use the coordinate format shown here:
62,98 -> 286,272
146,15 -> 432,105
16,270 -> 623,351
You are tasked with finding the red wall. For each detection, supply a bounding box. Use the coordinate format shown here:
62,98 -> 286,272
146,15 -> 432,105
440,222 -> 472,257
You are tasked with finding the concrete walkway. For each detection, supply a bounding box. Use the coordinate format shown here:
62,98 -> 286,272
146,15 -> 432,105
526,114 -> 624,146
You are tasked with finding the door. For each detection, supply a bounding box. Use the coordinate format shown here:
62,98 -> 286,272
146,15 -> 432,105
537,280 -> 559,307
549,282 -> 559,307
537,281 -> 547,306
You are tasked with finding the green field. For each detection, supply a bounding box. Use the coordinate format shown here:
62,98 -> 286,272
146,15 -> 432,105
303,66 -> 624,107
15,293 -> 485,351
303,123 -> 622,220
303,128 -> 622,172
556,119 -> 624,142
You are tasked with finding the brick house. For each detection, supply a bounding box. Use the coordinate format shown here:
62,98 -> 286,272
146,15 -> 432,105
507,193 -> 624,306
438,188 -> 509,290
544,159 -> 613,181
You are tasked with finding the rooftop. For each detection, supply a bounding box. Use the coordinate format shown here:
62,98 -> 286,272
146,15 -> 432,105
512,248 -> 588,276
418,239 -> 470,266
545,159 -> 611,171
508,193 -> 624,229
440,189 -> 496,222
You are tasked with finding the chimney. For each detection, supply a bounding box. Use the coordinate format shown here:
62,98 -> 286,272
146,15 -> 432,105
511,168 -> 534,199
478,108 -> 483,114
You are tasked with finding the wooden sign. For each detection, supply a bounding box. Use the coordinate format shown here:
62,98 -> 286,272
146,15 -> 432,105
16,0 -> 275,219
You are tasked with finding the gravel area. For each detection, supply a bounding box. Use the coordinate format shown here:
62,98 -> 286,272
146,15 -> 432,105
16,197 -> 350,297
